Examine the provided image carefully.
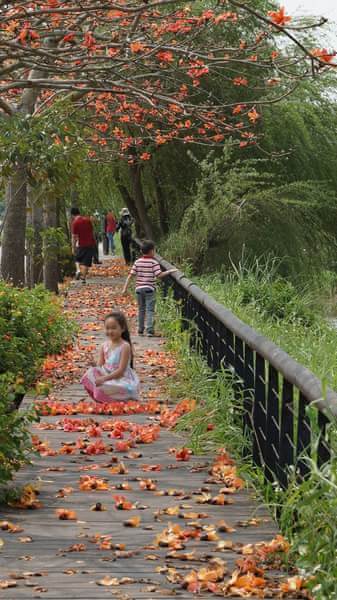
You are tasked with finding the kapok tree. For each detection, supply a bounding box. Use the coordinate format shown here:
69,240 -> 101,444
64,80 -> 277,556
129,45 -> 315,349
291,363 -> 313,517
0,0 -> 334,285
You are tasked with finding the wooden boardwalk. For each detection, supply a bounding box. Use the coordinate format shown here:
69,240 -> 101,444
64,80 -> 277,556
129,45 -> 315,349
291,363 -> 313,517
0,262 -> 289,599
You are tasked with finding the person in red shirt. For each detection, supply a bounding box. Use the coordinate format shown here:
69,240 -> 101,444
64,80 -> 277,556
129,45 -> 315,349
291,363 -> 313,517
71,207 -> 96,283
105,211 -> 117,255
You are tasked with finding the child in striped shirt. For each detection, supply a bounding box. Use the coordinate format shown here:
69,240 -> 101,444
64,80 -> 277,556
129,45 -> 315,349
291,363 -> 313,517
122,240 -> 176,336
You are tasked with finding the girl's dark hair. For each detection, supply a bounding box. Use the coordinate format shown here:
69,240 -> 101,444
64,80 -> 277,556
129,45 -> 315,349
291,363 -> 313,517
104,311 -> 134,367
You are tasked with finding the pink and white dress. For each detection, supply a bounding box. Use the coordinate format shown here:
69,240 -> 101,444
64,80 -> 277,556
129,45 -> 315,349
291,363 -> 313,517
81,341 -> 140,403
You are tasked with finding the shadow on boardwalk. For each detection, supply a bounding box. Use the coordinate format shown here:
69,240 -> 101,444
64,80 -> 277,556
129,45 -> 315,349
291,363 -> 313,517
0,260 -> 300,599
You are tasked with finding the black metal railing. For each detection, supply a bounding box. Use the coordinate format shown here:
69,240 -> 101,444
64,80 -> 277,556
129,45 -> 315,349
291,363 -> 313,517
138,246 -> 336,488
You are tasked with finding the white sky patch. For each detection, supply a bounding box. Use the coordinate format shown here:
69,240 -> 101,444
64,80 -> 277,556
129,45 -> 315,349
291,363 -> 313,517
283,0 -> 337,46
284,0 -> 337,20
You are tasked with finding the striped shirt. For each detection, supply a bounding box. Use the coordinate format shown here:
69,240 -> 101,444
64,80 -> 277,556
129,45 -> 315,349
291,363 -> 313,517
130,256 -> 162,291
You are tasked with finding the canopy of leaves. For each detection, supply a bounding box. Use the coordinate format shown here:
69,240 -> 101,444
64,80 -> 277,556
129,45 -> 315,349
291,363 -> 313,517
160,143 -> 337,279
0,0 -> 332,162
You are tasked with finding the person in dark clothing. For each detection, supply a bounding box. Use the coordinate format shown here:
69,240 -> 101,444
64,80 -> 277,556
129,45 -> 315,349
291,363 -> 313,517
117,208 -> 133,264
101,214 -> 109,255
91,213 -> 102,265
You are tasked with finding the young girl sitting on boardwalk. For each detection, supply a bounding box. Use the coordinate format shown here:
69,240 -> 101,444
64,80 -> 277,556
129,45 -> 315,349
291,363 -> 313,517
81,311 -> 140,403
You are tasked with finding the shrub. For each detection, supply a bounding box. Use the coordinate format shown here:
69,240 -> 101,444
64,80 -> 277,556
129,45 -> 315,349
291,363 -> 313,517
0,282 -> 75,390
277,457 -> 337,598
0,374 -> 37,490
0,282 -> 75,488
160,145 -> 337,280
225,257 -> 318,326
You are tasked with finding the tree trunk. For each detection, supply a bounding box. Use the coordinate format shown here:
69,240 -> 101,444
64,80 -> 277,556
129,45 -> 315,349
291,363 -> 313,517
32,198 -> 44,285
56,198 -> 63,283
1,163 -> 27,286
1,39 -> 57,286
26,189 -> 33,288
152,168 -> 169,235
26,186 -> 43,286
43,195 -> 59,293
129,163 -> 153,238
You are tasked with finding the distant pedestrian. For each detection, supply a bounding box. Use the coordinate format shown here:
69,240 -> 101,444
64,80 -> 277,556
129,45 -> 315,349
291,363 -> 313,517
71,207 -> 96,283
117,208 -> 133,264
101,213 -> 109,255
105,211 -> 117,255
91,213 -> 102,265
122,240 -> 177,336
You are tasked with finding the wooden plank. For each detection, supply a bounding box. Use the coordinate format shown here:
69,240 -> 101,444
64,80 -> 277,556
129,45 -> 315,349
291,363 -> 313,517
0,263 -> 282,599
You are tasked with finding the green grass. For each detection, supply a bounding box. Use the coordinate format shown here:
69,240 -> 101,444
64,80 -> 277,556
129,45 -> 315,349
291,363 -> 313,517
195,267 -> 337,393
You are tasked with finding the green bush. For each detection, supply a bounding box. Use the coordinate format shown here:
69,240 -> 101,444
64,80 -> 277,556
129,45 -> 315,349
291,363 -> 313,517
225,258 -> 318,326
0,282 -> 74,390
0,374 -> 36,489
279,456 -> 337,598
160,146 -> 337,281
0,282 -> 74,488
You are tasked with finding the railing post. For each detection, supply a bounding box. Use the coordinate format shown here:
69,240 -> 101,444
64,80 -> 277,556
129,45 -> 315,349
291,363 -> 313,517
234,337 -> 244,392
265,366 -> 280,483
279,380 -> 295,488
296,392 -> 311,480
224,328 -> 235,369
212,315 -> 221,371
253,354 -> 266,469
243,345 -> 254,457
317,411 -> 331,468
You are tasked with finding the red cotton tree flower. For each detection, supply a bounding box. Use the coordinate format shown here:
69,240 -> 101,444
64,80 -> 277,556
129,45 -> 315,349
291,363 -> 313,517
0,0 -> 333,285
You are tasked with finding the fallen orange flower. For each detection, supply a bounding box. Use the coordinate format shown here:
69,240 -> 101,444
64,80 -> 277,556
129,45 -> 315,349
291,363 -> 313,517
0,521 -> 23,533
84,439 -> 107,455
59,443 -> 76,455
141,464 -> 162,472
280,576 -> 305,593
228,570 -> 266,591
139,479 -> 157,491
113,495 -> 134,510
79,476 -> 109,491
110,462 -> 128,475
175,447 -> 191,461
115,440 -> 134,452
124,516 -> 141,528
56,509 -> 77,520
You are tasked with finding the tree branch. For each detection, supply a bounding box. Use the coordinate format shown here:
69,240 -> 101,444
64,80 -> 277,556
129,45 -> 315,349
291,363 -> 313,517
0,96 -> 14,115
